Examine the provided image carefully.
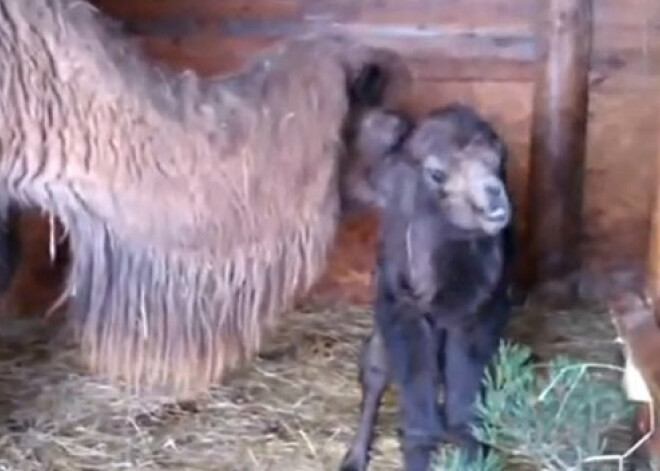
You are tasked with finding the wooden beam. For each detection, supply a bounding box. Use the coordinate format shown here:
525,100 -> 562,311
526,0 -> 593,300
647,83 -> 660,325
126,21 -> 538,81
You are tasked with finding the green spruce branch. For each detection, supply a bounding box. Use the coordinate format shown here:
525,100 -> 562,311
433,342 -> 636,471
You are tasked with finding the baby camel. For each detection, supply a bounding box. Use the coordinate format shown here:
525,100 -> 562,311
341,104 -> 515,471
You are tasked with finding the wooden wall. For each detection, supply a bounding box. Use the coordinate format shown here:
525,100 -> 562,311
584,0 -> 660,297
92,0 -> 541,307
7,0 -> 660,314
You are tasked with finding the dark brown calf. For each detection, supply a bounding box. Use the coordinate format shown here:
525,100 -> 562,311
341,104 -> 515,471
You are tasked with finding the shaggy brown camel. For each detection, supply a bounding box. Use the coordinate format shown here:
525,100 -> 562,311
0,0 -> 409,396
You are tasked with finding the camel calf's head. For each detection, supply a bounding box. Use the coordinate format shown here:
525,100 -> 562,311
406,104 -> 511,236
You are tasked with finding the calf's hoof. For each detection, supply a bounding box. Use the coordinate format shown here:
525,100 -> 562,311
402,445 -> 434,471
339,451 -> 367,471
439,425 -> 489,461
395,423 -> 446,471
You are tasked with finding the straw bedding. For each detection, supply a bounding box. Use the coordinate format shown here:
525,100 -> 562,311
0,299 -> 635,470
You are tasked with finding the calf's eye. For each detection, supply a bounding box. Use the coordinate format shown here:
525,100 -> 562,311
427,168 -> 447,185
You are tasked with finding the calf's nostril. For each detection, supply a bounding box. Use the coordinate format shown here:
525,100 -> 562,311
485,185 -> 501,200
485,185 -> 505,214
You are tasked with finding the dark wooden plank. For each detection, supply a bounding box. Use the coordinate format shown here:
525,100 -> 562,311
92,0 -> 301,22
526,0 -> 593,301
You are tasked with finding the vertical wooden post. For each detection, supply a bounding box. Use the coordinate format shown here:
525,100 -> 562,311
526,0 -> 593,299
637,100 -> 660,468
632,99 -> 660,459
647,93 -> 660,325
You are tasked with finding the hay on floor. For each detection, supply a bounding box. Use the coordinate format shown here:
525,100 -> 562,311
0,300 -> 638,471
0,305 -> 402,471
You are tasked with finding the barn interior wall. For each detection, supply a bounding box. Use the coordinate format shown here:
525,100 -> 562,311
580,3 -> 660,296
6,0 -> 660,316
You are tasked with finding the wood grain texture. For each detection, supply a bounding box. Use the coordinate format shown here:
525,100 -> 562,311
526,0 -> 592,299
583,0 -> 660,300
93,0 -> 301,23
644,52 -> 660,324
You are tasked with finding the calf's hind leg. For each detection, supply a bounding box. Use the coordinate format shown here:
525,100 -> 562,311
340,329 -> 391,471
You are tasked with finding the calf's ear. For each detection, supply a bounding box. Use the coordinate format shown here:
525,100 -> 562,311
345,44 -> 411,108
349,63 -> 388,107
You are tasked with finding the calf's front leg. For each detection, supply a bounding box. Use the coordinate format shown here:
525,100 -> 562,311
376,296 -> 443,471
440,298 -> 510,458
340,329 -> 391,471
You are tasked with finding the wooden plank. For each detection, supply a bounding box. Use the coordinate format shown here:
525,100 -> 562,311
128,24 -> 538,82
92,0 -> 660,29
405,57 -> 534,82
590,25 -> 660,92
526,0 -> 593,300
581,89 -> 658,285
94,0 -> 540,82
594,0 -> 660,27
582,23 -> 660,295
92,0 -> 301,22
646,80 -> 660,325
321,24 -> 537,81
349,0 -> 538,33
325,24 -> 536,60
136,36 -> 279,76
127,30 -> 536,81
300,0 -> 358,23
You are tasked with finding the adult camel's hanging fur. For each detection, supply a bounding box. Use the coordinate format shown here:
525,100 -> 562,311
0,0 -> 409,395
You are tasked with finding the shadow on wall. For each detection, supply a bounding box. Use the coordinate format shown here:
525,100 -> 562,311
0,212 -> 69,320
305,211 -> 380,308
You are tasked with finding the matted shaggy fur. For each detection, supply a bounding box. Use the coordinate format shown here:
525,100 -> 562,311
0,0 -> 407,396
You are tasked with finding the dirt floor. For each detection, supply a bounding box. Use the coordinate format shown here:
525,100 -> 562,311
0,296 -> 644,471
